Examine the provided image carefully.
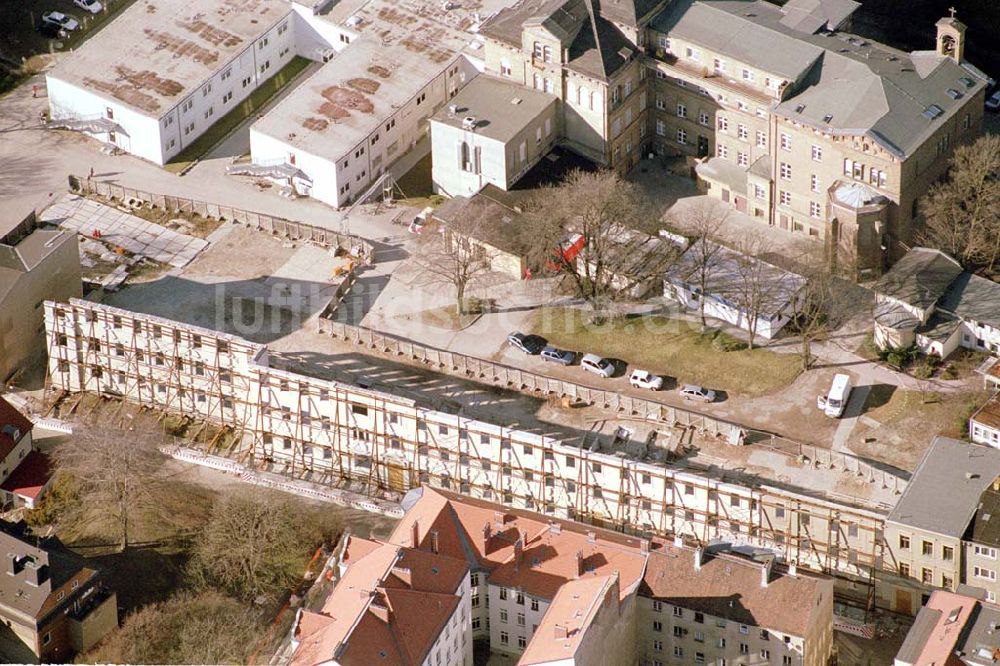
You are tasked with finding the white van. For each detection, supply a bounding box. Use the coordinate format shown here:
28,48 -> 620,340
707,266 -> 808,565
823,373 -> 853,418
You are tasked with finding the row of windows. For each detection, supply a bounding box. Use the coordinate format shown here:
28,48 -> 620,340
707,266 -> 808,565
897,535 -> 958,561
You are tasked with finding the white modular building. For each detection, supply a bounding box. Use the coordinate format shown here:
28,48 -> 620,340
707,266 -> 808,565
248,39 -> 480,208
46,0 -> 297,165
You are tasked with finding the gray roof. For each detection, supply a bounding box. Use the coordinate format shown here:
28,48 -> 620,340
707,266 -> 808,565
431,76 -> 558,143
665,239 -> 808,319
649,0 -> 990,160
968,489 -> 1000,547
894,605 -> 942,665
650,0 -> 824,80
431,186 -> 533,256
480,0 -> 636,81
887,436 -> 1000,538
961,602 -> 1000,665
695,157 -> 747,193
872,247 -> 963,310
778,0 -> 859,34
914,310 -> 961,343
0,521 -> 94,623
939,272 -> 1000,330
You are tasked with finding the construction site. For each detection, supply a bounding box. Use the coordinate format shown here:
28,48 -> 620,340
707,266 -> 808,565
44,296 -> 912,613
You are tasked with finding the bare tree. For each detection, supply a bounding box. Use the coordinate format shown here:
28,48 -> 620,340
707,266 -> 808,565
727,236 -> 794,350
85,591 -> 264,665
524,170 -> 677,314
413,203 -> 494,316
919,134 -> 1000,273
786,248 -> 857,370
187,491 -> 310,603
52,427 -> 164,552
665,199 -> 731,330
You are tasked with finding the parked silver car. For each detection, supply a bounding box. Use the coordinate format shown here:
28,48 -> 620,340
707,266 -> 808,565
580,353 -> 615,378
540,346 -> 576,365
679,384 -> 716,403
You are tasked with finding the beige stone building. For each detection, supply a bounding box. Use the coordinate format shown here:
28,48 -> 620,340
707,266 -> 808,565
0,211 -> 82,384
646,0 -> 987,272
479,0 -> 668,172
882,437 -> 1000,615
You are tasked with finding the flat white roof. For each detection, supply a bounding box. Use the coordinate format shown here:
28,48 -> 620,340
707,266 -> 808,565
251,39 -> 457,158
49,0 -> 292,116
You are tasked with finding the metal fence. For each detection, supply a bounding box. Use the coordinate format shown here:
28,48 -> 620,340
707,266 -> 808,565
68,176 -> 375,265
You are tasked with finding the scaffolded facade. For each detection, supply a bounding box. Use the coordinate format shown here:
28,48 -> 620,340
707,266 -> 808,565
45,299 -> 898,602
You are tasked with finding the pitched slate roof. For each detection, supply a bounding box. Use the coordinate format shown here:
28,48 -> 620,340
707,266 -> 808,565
480,0 -> 637,81
872,247 -> 963,310
639,545 -> 830,637
939,272 -> 1000,330
887,436 -> 1000,538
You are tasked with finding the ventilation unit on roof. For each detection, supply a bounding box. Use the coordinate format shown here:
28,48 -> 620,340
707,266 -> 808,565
922,104 -> 944,120
462,116 -> 477,130
448,104 -> 457,115
959,76 -> 975,88
795,104 -> 805,113
946,88 -> 962,99
823,113 -> 833,123
510,98 -> 522,105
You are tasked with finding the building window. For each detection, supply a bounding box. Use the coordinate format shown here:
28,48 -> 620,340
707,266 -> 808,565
780,162 -> 792,180
811,145 -> 823,161
698,111 -> 709,126
717,144 -> 728,159
676,128 -> 687,145
899,535 -> 910,550
686,47 -> 700,62
656,120 -> 666,136
754,184 -> 766,200
713,58 -> 725,73
737,124 -> 748,141
517,612 -> 525,626
779,133 -> 791,150
810,202 -> 822,218
717,117 -> 728,132
811,174 -> 820,192
653,620 -> 663,632
499,631 -> 509,645
677,103 -> 687,118
976,545 -> 998,559
976,566 -> 998,581
531,598 -> 539,611
500,609 -> 508,623
673,646 -> 683,658
756,130 -> 766,148
737,152 -> 748,167
741,68 -> 754,82
922,541 -> 933,557
899,562 -> 910,577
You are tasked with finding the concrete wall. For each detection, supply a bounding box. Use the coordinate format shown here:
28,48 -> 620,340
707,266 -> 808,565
0,230 -> 82,384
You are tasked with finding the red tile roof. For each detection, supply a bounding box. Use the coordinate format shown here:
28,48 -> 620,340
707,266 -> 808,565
390,487 -> 648,601
519,574 -> 619,665
291,538 -> 468,666
0,397 -> 31,461
640,544 -> 830,637
0,451 -> 52,501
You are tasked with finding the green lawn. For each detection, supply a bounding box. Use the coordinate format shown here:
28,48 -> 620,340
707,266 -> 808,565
165,56 -> 312,172
528,307 -> 802,397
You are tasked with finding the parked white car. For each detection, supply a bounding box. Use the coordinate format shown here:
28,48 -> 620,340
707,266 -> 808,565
580,353 -> 615,378
74,0 -> 103,13
679,384 -> 716,403
629,369 -> 663,390
41,11 -> 80,30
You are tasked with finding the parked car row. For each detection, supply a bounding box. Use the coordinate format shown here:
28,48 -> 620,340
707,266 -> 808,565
505,332 -> 718,403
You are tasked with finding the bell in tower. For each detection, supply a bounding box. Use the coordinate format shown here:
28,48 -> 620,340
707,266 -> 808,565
935,8 -> 966,63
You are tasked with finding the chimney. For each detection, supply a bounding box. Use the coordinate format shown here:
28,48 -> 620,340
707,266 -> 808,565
640,539 -> 650,554
673,535 -> 683,549
430,530 -> 440,555
760,559 -> 773,588
5,553 -> 17,576
586,531 -> 596,544
24,561 -> 47,587
514,537 -> 524,570
576,550 -> 585,578
694,547 -> 703,572
482,523 -> 492,553
788,564 -> 797,578
411,520 -> 420,549
554,624 -> 569,639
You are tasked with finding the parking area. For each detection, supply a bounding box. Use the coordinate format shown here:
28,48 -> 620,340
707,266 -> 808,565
0,0 -> 136,67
